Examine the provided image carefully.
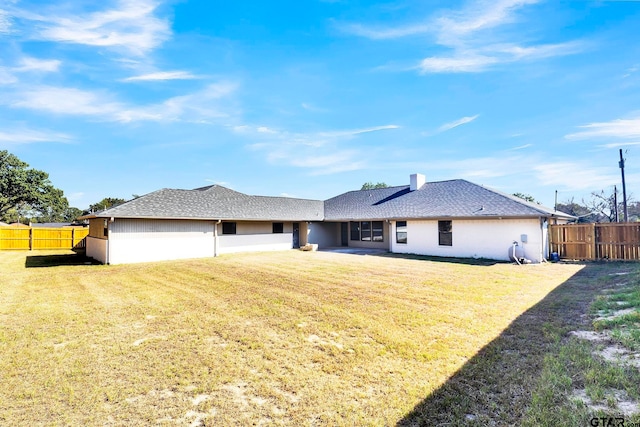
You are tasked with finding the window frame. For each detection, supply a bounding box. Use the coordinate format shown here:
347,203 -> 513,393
272,222 -> 284,234
361,221 -> 372,241
350,221 -> 385,242
396,221 -> 407,244
350,221 -> 360,241
222,222 -> 237,235
438,220 -> 452,246
372,221 -> 384,242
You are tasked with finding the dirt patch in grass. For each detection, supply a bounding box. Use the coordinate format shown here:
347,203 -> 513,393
398,262 -> 640,427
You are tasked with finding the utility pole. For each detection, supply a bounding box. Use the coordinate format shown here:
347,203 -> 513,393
619,149 -> 628,222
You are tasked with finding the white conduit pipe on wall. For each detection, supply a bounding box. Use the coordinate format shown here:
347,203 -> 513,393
512,241 -> 521,265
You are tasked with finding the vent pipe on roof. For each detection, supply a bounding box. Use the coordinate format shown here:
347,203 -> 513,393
410,173 -> 426,191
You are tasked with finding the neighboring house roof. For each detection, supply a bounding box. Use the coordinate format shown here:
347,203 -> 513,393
324,179 -> 574,220
81,185 -> 324,221
30,222 -> 74,228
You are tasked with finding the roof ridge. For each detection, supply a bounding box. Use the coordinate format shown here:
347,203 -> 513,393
469,181 -> 571,216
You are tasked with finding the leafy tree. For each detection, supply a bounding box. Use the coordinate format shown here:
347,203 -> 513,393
63,207 -> 84,222
361,182 -> 389,190
512,192 -> 539,204
0,150 -> 71,223
88,197 -> 127,213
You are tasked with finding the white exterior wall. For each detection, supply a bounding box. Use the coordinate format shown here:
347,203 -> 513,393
390,218 -> 546,262
233,221 -> 293,234
217,233 -> 292,254
108,219 -> 215,264
86,236 -> 108,264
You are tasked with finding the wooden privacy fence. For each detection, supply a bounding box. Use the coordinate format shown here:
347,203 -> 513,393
0,227 -> 89,250
549,223 -> 640,261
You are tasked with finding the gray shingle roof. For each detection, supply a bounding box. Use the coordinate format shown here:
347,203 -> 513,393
83,179 -> 573,222
324,179 -> 574,220
86,185 -> 324,221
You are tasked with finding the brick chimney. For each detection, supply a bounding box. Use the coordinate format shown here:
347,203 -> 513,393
410,173 -> 426,191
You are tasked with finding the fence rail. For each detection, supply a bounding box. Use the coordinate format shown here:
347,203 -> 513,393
550,223 -> 640,261
0,227 -> 89,250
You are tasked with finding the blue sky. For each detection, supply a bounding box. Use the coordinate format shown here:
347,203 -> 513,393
1,0 -> 639,210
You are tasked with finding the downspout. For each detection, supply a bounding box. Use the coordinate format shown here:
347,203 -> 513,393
540,217 -> 548,263
214,220 -> 221,257
107,217 -> 114,265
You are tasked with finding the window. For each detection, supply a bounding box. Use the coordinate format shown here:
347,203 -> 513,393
396,221 -> 407,244
222,222 -> 236,235
103,219 -> 108,237
372,221 -> 384,242
438,220 -> 452,246
272,222 -> 284,233
361,221 -> 371,241
350,221 -> 384,242
350,222 -> 360,241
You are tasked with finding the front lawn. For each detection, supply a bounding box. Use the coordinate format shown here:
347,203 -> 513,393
0,250 -> 587,425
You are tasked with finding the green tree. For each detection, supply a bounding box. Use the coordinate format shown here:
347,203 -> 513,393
88,197 -> 127,213
63,207 -> 84,222
0,150 -> 71,223
361,182 -> 389,190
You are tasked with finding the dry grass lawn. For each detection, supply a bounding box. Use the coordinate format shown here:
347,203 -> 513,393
0,250 -> 585,426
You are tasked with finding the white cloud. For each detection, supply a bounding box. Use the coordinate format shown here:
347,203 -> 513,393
419,55 -> 497,73
0,67 -> 17,84
0,8 -> 11,33
435,0 -> 540,43
342,0 -> 581,74
11,85 -> 122,116
320,124 -> 400,138
339,22 -> 431,40
13,57 -> 61,72
7,81 -> 239,123
623,65 -> 638,79
301,102 -> 329,113
438,115 -> 479,132
118,81 -> 238,123
121,71 -> 198,82
246,124 -> 400,175
597,141 -> 640,149
257,126 -> 277,134
566,117 -> 640,140
533,162 -> 619,191
23,0 -> 171,56
0,128 -> 72,145
508,143 -> 532,150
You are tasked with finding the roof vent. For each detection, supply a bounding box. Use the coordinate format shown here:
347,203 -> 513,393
410,173 -> 426,191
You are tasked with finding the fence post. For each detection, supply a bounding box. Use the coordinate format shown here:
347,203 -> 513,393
72,228 -> 75,249
590,223 -> 596,260
29,227 -> 33,250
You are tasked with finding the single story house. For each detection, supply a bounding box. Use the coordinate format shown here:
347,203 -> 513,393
81,174 -> 573,264
81,185 -> 323,264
